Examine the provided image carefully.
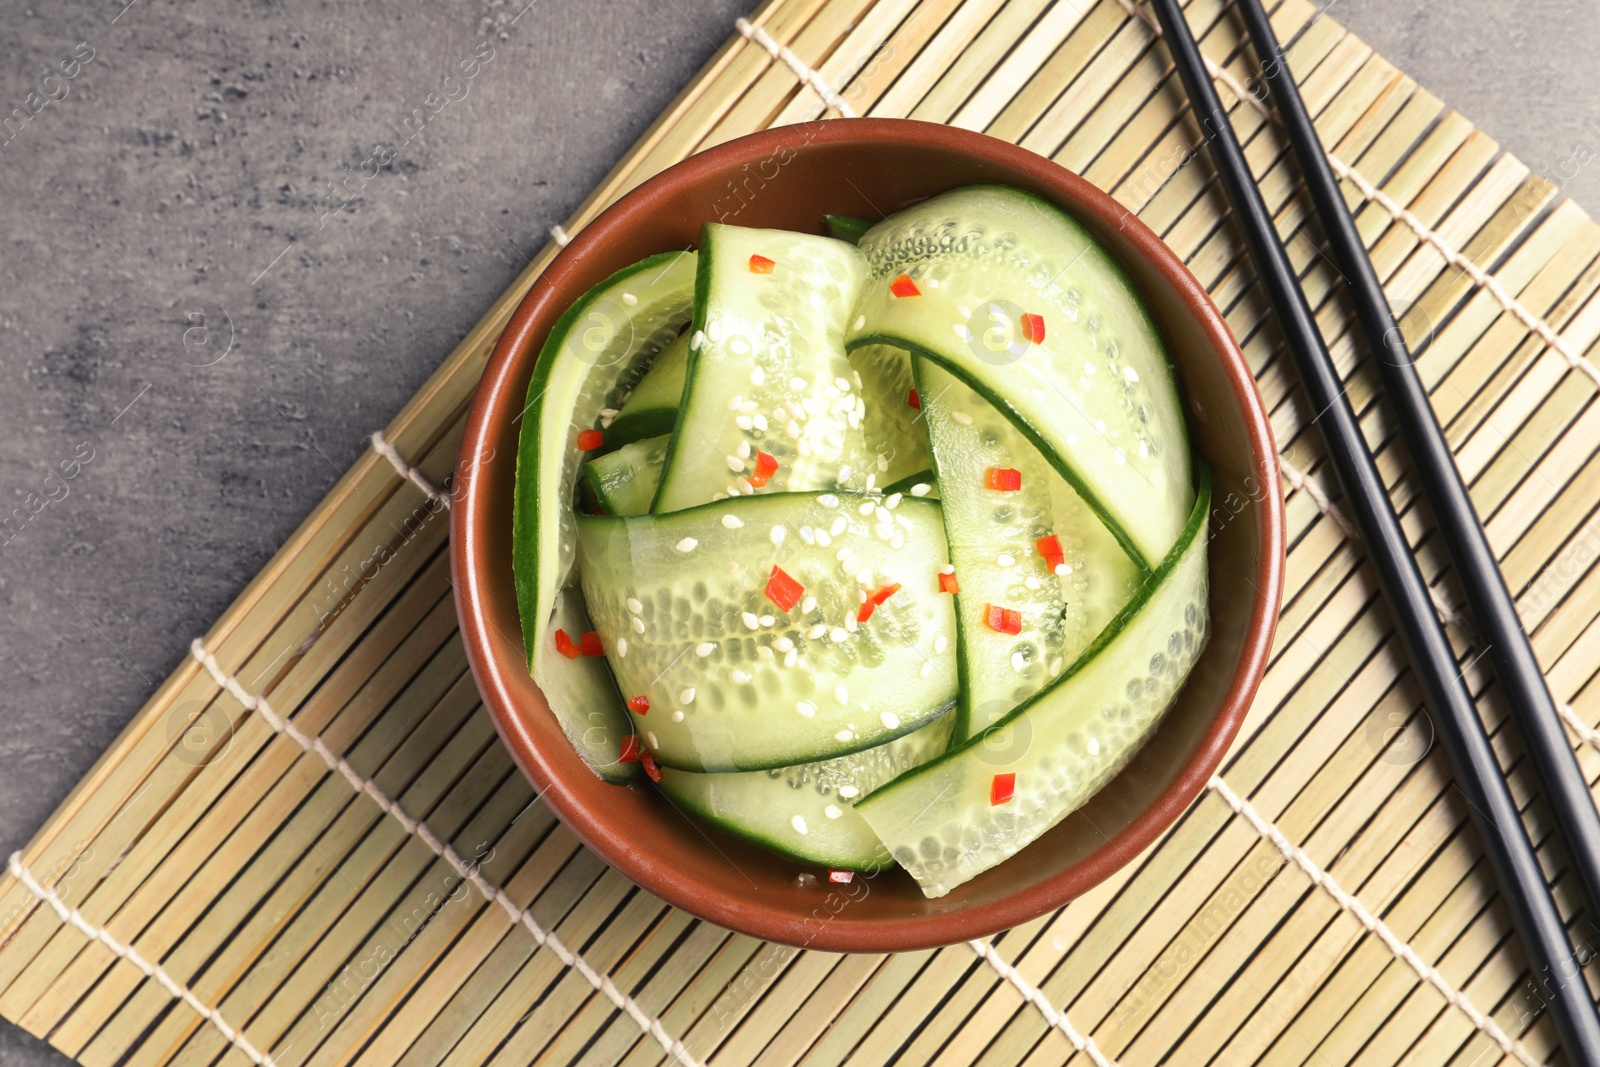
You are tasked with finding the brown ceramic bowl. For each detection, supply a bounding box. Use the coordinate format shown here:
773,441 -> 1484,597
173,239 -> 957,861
453,119 -> 1284,952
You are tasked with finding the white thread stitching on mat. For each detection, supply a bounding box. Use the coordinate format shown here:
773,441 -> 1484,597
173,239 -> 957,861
1207,776 -> 1539,1066
968,940 -> 1118,1066
1557,700 -> 1600,754
738,13 -> 1537,1054
5,853 -> 279,1067
734,18 -> 860,118
370,431 -> 451,508
186,640 -> 703,1067
1111,0 -> 1600,391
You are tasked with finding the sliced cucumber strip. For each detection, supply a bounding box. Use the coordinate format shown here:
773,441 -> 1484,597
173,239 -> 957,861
856,468 -> 1210,898
575,492 -> 959,771
824,214 -> 874,245
653,224 -> 873,512
913,359 -> 1140,741
512,251 -> 695,778
540,588 -> 640,783
606,330 -> 689,446
846,185 -> 1193,569
852,344 -> 932,490
657,710 -> 954,870
583,434 -> 670,517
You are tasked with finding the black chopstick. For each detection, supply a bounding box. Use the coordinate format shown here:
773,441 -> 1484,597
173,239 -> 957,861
1147,0 -> 1600,1058
1235,0 -> 1600,1009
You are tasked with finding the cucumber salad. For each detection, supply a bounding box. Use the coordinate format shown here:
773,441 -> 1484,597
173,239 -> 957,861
512,185 -> 1210,898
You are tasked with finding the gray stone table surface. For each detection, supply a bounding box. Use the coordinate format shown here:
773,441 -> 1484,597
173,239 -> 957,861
0,0 -> 1594,1062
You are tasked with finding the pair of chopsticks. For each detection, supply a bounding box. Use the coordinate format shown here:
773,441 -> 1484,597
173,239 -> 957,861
1150,0 -> 1600,1056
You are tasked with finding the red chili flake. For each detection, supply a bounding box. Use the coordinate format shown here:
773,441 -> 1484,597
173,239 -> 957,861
983,604 -> 1022,635
553,629 -> 581,659
748,254 -> 776,274
640,748 -> 662,783
590,505 -> 607,516
766,565 -> 805,612
889,274 -> 921,298
749,450 -> 780,488
938,570 -> 960,595
907,388 -> 921,410
1020,312 -> 1046,345
828,869 -> 855,884
856,581 -> 903,621
1036,535 -> 1065,571
626,695 -> 650,715
990,772 -> 1016,806
984,467 -> 1022,492
576,428 -> 604,451
618,735 -> 641,763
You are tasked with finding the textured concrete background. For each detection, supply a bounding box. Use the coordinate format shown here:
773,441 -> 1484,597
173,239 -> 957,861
0,0 -> 1593,1062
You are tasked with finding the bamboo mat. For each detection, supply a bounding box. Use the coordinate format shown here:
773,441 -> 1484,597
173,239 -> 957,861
4,0 -> 1600,1062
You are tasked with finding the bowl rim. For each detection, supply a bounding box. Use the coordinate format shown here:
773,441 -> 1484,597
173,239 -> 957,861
452,117 -> 1285,952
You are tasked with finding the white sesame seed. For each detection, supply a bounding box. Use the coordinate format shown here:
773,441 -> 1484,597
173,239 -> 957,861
726,455 -> 745,473
797,700 -> 816,718
997,553 -> 1016,567
631,617 -> 646,634
825,804 -> 843,820
1050,657 -> 1064,674
939,563 -> 955,575
844,613 -> 858,633
1123,366 -> 1140,383
736,440 -> 752,460
815,530 -> 832,548
671,711 -> 684,722
786,419 -> 802,440
731,669 -> 752,684
818,494 -> 839,508
731,337 -> 751,355
1011,652 -> 1026,673
890,531 -> 904,549
1025,576 -> 1042,591
753,414 -> 768,431
801,596 -> 818,613
838,785 -> 860,799
617,638 -> 629,658
599,407 -> 619,418
834,729 -> 854,742
809,623 -> 828,640
690,330 -> 705,350
735,415 -> 754,431
920,661 -> 933,678
1055,563 -> 1071,576
880,711 -> 900,729
858,500 -> 875,516
722,514 -> 744,529
621,293 -> 638,306
838,464 -> 853,482
627,597 -> 644,614
647,731 -> 659,748
770,525 -> 787,547
784,649 -> 798,668
756,645 -> 775,660
1088,737 -> 1101,755
855,568 -> 872,585
680,687 -> 696,704
830,516 -> 848,537
676,537 -> 698,552
834,683 -> 849,703
853,315 -> 866,330
950,411 -> 973,426
696,642 -> 716,657
789,376 -> 808,391
760,614 -> 776,627
935,635 -> 948,654
742,612 -> 760,631
875,506 -> 892,524
830,627 -> 848,642
775,637 -> 795,652
910,483 -> 931,497
791,815 -> 809,835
